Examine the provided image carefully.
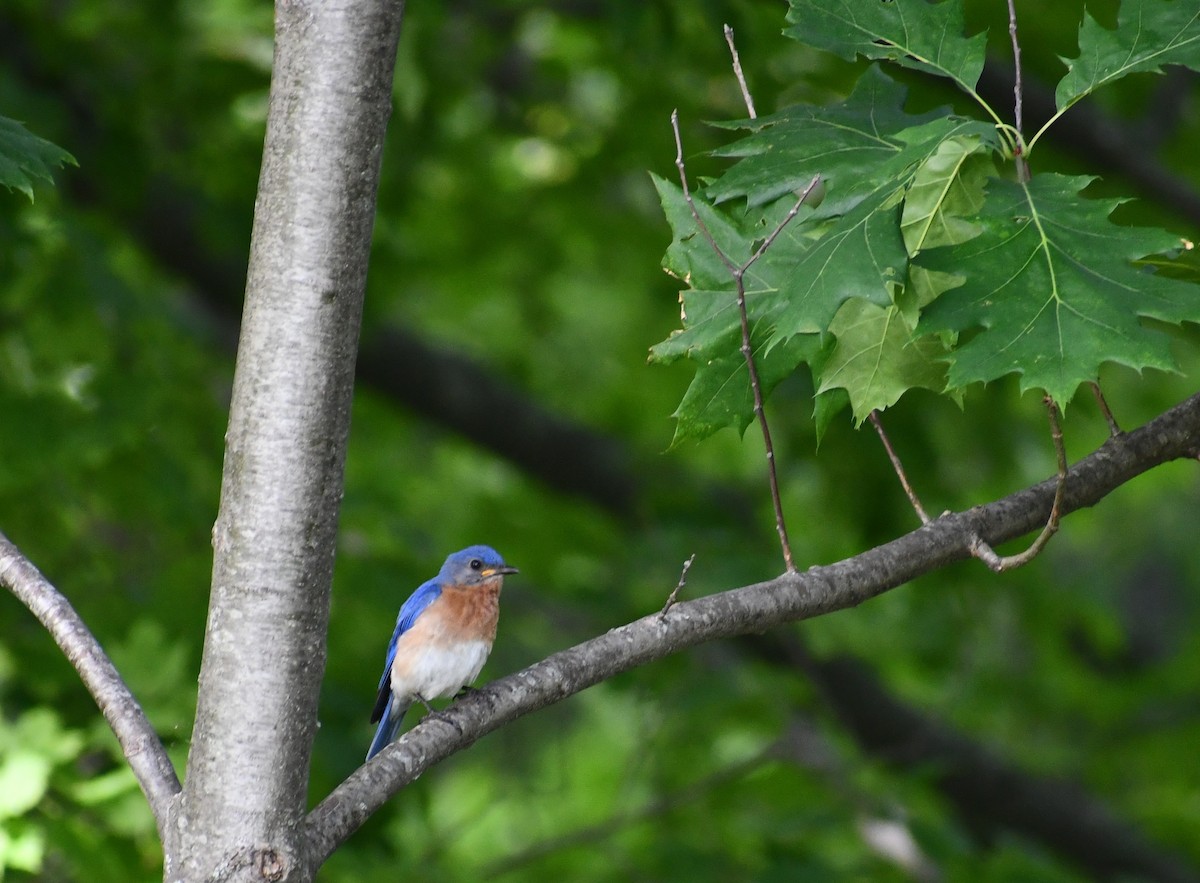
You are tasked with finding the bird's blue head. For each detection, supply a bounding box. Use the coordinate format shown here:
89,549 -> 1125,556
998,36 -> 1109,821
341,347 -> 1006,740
439,545 -> 518,587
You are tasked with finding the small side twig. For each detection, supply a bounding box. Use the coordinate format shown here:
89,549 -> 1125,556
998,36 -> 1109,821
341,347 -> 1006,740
661,554 -> 697,616
0,530 -> 181,838
969,397 -> 1067,571
1090,381 -> 1121,436
868,411 -> 931,524
671,110 -> 821,573
723,24 -> 757,120
1006,0 -> 1030,181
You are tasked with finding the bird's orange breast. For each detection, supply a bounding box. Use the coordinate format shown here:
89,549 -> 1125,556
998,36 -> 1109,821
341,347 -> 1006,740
420,578 -> 502,646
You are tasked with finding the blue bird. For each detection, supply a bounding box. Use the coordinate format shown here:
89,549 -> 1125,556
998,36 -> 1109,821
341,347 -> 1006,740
367,545 -> 517,760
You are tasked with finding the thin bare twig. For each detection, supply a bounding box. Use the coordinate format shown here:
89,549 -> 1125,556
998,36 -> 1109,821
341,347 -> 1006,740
723,24 -> 757,119
969,397 -> 1067,571
868,411 -> 931,524
670,110 -> 739,276
1090,381 -> 1121,436
661,554 -> 697,616
1006,0 -> 1030,181
0,530 -> 181,837
671,109 -> 821,573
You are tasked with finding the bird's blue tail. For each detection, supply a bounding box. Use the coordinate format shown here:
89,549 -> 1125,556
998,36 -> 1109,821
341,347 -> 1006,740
366,697 -> 410,761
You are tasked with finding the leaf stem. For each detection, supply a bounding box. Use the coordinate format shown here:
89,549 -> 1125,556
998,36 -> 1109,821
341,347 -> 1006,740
868,411 -> 930,524
968,397 -> 1067,571
868,38 -> 1008,133
1090,381 -> 1121,436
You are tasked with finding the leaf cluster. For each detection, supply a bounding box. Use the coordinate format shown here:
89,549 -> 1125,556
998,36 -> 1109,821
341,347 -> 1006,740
651,0 -> 1200,442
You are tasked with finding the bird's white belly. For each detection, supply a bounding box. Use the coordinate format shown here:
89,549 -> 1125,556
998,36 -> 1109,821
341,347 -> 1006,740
391,640 -> 491,701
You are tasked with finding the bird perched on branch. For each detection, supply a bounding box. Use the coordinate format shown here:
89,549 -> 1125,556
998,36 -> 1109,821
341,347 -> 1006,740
366,545 -> 517,761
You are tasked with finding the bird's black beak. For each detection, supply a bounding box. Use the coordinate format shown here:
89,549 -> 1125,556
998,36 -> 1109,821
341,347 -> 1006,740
482,564 -> 518,577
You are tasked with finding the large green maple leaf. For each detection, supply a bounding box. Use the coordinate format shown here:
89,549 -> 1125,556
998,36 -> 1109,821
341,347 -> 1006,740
706,67 -> 996,213
1055,0 -> 1200,114
707,66 -> 937,209
918,174 -> 1200,404
784,0 -> 987,95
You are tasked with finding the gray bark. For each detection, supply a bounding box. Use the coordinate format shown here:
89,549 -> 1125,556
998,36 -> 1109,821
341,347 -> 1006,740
164,1 -> 405,880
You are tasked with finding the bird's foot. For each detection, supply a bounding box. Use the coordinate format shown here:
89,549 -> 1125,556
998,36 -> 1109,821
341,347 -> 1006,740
410,693 -> 462,735
420,708 -> 464,737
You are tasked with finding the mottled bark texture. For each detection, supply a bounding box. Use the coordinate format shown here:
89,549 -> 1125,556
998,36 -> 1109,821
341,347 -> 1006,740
165,2 -> 406,880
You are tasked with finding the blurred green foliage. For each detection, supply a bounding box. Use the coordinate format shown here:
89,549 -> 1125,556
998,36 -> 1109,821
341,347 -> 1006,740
1,0 -> 1198,880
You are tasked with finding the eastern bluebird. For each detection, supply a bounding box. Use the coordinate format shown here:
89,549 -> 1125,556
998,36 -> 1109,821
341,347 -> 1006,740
366,545 -> 517,760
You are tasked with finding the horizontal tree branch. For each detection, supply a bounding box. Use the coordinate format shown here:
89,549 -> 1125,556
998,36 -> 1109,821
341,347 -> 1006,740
305,390 -> 1200,865
0,530 -> 181,840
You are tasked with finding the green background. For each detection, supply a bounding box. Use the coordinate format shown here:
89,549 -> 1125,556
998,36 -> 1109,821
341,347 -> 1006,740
1,0 -> 1198,879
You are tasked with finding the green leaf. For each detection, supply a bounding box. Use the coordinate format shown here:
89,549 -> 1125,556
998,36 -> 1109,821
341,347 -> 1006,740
706,67 -> 940,208
0,752 -> 51,818
650,176 -> 796,367
68,767 -> 140,806
812,385 -> 851,443
653,173 -> 748,293
763,183 -> 909,346
784,0 -> 987,94
668,334 -> 822,447
706,67 -> 997,211
0,822 -> 45,873
918,174 -> 1200,403
7,708 -> 84,765
900,134 -> 993,255
0,116 -> 75,200
816,299 -> 949,423
1055,0 -> 1200,113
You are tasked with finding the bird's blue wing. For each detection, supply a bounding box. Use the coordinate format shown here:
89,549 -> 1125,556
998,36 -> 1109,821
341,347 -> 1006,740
375,578 -> 443,693
366,578 -> 442,760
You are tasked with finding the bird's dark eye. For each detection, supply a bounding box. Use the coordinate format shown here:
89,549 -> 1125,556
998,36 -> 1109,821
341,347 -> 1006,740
469,559 -> 483,570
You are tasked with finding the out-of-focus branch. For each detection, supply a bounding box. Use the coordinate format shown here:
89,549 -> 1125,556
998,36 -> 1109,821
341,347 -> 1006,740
765,638 -> 1200,883
356,326 -> 639,514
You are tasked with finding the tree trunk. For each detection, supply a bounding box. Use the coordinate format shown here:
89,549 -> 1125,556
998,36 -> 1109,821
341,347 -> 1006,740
165,1 -> 406,879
